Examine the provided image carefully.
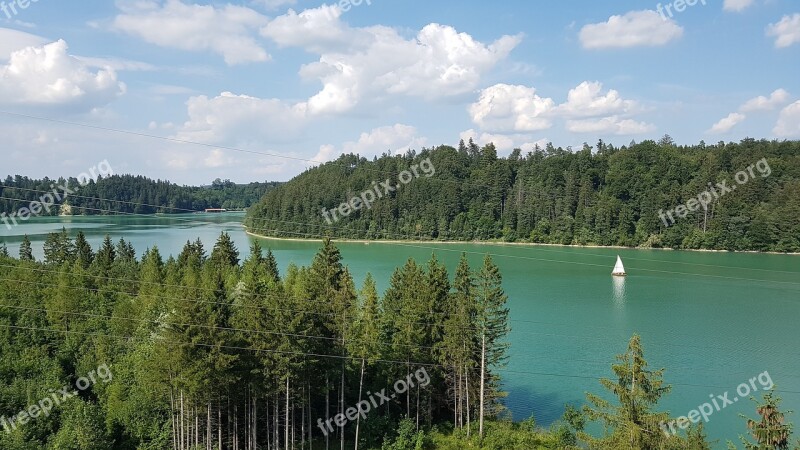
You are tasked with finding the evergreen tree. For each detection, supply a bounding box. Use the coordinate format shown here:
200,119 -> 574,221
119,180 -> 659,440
475,254 -> 510,438
74,231 -> 95,268
582,334 -> 674,449
43,227 -> 75,266
19,235 -> 33,261
737,392 -> 795,450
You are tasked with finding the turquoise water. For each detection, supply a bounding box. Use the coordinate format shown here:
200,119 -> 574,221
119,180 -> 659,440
2,213 -> 799,447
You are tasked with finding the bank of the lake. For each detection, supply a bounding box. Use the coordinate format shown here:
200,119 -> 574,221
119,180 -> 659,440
3,213 -> 799,448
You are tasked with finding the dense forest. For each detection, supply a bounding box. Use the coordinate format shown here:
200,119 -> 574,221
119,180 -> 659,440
0,175 -> 281,215
245,138 -> 800,253
1,233 -> 797,449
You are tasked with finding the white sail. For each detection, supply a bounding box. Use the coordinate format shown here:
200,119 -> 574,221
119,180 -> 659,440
612,255 -> 627,276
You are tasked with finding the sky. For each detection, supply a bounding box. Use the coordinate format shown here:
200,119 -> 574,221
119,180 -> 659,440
0,0 -> 798,185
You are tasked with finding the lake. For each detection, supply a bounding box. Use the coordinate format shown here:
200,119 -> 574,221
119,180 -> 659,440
2,213 -> 799,447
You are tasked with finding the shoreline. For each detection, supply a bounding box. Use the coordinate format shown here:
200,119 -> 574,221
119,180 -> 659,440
244,228 -> 800,256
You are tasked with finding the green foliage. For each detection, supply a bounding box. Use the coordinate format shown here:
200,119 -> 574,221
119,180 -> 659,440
0,175 -> 280,215
246,139 -> 800,252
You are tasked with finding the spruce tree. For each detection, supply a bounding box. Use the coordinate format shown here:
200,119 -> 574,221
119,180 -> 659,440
582,334 -> 674,449
476,254 -> 510,438
74,231 -> 94,268
19,235 -> 33,261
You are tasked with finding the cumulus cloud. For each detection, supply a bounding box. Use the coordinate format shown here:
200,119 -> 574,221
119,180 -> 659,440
251,0 -> 296,11
740,89 -> 790,112
566,116 -> 655,135
766,14 -> 800,48
0,40 -> 126,110
459,129 -> 552,153
580,10 -> 683,49
708,112 -> 746,134
175,92 -> 308,144
262,5 -> 520,115
774,101 -> 800,137
469,84 -> 555,133
113,0 -> 270,65
260,5 -> 359,53
313,124 -> 427,163
556,81 -> 638,118
0,28 -> 48,60
724,0 -> 755,12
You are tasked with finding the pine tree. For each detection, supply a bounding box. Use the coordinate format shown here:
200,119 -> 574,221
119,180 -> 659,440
476,254 -> 510,438
74,231 -> 94,268
19,235 -> 33,261
0,243 -> 8,258
43,227 -> 75,266
582,334 -> 673,449
210,232 -> 240,268
738,392 -> 795,450
349,273 -> 383,450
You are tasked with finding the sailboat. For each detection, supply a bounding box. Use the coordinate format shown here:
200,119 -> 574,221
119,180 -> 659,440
612,255 -> 627,277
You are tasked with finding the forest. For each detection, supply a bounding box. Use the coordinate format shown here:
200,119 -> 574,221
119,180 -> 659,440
245,138 -> 800,253
0,175 -> 281,215
0,232 -> 796,449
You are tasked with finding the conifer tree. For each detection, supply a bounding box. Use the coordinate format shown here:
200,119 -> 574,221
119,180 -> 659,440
582,334 -> 673,449
475,254 -> 510,438
19,235 -> 33,261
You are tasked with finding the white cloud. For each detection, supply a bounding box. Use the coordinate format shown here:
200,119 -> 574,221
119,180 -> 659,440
774,101 -> 800,137
469,84 -> 555,132
724,0 -> 755,12
0,40 -> 126,110
113,0 -> 270,65
175,92 -> 308,144
260,5 -> 358,53
707,112 -> 746,134
262,5 -> 520,115
203,149 -> 236,168
75,56 -> 157,72
314,124 -> 427,164
0,27 -> 48,60
766,14 -> 800,48
556,81 -> 638,118
459,129 -> 516,152
251,0 -> 296,11
566,116 -> 655,135
459,129 -> 552,153
580,10 -> 683,49
740,89 -> 790,112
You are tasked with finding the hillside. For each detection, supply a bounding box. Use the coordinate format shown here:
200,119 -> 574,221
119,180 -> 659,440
245,138 -> 800,253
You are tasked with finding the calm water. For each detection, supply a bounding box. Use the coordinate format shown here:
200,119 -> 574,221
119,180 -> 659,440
2,213 -> 799,447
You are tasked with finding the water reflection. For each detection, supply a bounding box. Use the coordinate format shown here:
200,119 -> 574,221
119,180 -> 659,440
612,276 -> 626,306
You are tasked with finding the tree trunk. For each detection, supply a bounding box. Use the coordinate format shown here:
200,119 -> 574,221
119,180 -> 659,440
325,376 -> 330,450
354,359 -> 365,450
286,377 -> 290,450
479,333 -> 486,438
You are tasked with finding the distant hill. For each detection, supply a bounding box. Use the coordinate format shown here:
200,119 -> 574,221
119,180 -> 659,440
0,174 -> 281,215
245,138 -> 800,253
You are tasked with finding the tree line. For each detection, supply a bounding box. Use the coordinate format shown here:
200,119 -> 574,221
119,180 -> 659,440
245,137 -> 800,253
0,232 -> 797,449
0,175 -> 281,215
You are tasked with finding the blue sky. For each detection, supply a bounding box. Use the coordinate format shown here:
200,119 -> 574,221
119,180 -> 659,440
0,0 -> 798,184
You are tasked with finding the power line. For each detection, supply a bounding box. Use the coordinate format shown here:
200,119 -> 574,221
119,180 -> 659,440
0,111 -> 494,191
3,323 -> 800,396
0,274 -> 792,358
2,192 -> 798,288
